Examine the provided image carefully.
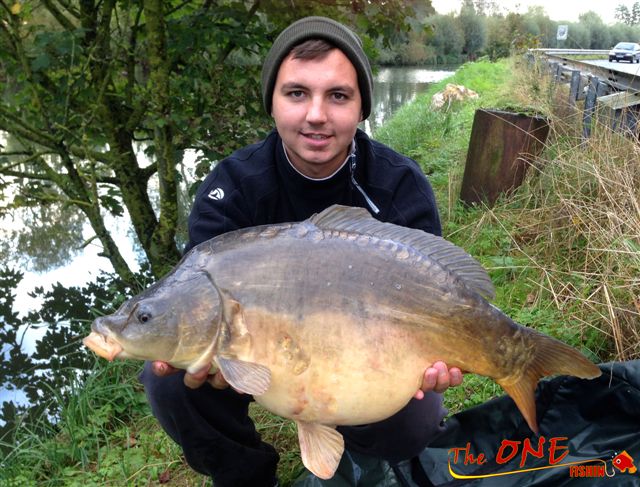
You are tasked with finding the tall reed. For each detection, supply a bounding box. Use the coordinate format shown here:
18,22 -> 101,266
483,55 -> 640,361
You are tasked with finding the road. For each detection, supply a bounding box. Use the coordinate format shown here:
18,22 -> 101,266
584,59 -> 640,76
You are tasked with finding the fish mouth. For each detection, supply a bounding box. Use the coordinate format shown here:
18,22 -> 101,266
83,331 -> 123,361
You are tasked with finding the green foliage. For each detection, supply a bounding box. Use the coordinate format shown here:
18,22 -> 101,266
615,2 -> 640,25
429,14 -> 465,63
0,359 -> 190,486
2,5 -> 635,485
2,53 -> 631,487
579,11 -> 612,49
0,265 -> 155,449
0,1 -> 419,284
0,1 -> 633,284
377,55 -> 629,423
0,262 -> 190,485
458,1 -> 488,56
608,22 -> 640,46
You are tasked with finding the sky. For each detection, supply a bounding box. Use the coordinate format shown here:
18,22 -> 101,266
431,0 -> 623,25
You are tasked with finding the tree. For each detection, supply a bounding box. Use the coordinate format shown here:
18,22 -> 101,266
609,22 -> 640,44
565,22 -> 591,49
429,14 -> 465,62
1,1 -> 265,284
578,11 -> 611,49
634,2 -> 640,24
0,264 -> 138,451
457,0 -> 488,58
621,2 -> 640,25
0,1 -> 423,286
615,5 -> 631,24
467,0 -> 501,17
523,6 -> 556,48
485,13 -> 526,59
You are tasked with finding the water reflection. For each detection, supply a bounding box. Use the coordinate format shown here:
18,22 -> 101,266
375,67 -> 456,84
362,66 -> 455,135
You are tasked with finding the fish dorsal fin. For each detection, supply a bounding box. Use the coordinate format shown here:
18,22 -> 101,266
296,421 -> 344,480
309,205 -> 495,300
216,356 -> 271,396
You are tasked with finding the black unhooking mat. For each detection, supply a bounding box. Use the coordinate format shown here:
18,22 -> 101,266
394,360 -> 640,486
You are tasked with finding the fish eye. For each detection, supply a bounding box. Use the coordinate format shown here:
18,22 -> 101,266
138,312 -> 151,324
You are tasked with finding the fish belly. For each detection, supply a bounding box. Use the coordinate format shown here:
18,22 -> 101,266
238,308 -> 441,426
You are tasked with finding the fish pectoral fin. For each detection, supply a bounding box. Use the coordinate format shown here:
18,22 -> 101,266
216,356 -> 271,396
296,421 -> 344,480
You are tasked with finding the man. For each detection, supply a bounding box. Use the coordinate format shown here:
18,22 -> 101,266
140,16 -> 462,487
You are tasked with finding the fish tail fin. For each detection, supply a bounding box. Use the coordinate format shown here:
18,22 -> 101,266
498,333 -> 601,434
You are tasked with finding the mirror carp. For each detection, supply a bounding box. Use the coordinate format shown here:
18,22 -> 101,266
84,205 -> 601,479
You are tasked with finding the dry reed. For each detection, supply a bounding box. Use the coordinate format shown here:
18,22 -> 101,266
480,56 -> 640,361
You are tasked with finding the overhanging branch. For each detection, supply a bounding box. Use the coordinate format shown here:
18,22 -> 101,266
40,0 -> 78,31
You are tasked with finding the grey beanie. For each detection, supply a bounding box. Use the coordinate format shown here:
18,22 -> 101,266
261,16 -> 373,120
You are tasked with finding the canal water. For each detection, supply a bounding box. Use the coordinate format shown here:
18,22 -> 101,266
363,66 -> 455,135
0,65 -> 455,416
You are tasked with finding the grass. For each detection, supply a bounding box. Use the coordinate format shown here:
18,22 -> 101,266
1,360 -> 196,486
2,55 -> 638,485
375,55 -> 638,412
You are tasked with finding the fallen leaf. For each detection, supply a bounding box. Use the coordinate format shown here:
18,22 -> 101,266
159,469 -> 171,483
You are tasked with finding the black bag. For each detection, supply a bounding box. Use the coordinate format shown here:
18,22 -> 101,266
400,361 -> 640,486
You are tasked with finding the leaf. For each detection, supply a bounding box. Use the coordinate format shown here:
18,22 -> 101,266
31,54 -> 51,72
355,14 -> 370,31
99,194 -> 124,217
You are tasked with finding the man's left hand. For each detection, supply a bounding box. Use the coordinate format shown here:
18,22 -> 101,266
414,361 -> 463,399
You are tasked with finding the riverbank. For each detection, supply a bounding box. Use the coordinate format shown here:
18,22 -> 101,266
376,56 -> 637,414
3,56 -> 637,486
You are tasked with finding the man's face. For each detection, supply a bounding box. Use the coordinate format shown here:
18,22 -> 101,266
271,48 -> 363,179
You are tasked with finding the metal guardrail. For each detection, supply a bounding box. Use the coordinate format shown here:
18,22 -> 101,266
530,48 -> 609,56
530,49 -> 640,93
546,55 -> 640,93
528,49 -> 640,138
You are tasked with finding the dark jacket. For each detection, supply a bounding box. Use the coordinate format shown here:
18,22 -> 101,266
186,128 -> 446,463
187,128 -> 441,251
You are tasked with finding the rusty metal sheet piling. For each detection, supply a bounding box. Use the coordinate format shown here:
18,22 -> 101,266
460,109 -> 550,207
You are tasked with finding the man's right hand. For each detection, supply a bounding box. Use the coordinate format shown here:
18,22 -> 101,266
151,361 -> 231,390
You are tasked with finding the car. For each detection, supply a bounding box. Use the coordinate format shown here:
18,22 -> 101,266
609,42 -> 640,63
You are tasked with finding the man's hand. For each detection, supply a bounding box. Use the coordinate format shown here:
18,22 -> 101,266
414,361 -> 463,399
151,361 -> 230,390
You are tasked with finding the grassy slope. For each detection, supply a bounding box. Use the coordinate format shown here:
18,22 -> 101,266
4,56 -> 637,486
375,56 -> 637,412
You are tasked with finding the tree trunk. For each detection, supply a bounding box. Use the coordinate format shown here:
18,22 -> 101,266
143,0 -> 181,276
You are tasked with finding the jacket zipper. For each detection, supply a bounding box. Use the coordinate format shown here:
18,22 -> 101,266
350,154 -> 380,214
